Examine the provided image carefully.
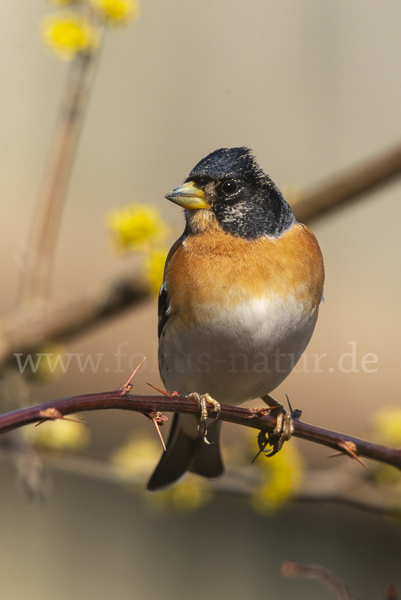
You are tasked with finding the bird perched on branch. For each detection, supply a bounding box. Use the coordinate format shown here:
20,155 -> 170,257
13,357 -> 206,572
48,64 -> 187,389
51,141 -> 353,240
147,147 -> 324,491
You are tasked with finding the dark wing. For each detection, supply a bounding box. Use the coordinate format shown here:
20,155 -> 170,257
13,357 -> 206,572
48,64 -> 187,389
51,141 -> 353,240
158,234 -> 185,339
157,282 -> 170,339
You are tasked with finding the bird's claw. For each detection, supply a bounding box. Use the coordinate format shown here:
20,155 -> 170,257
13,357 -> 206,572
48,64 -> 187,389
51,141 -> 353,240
273,410 -> 295,441
188,392 -> 221,444
257,394 -> 301,457
263,394 -> 300,443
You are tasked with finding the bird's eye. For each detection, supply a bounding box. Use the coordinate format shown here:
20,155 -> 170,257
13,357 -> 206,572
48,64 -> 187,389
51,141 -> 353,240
221,180 -> 238,195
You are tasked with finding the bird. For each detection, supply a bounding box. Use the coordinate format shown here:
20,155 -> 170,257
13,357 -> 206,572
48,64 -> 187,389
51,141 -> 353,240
147,147 -> 324,491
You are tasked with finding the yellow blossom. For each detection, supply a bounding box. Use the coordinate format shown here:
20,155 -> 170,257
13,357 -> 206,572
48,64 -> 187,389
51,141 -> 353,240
42,14 -> 98,60
90,0 -> 139,24
145,247 -> 168,296
23,418 -> 90,451
107,204 -> 168,252
372,406 -> 401,486
372,406 -> 401,447
147,476 -> 213,512
250,434 -> 303,512
112,435 -> 212,509
112,435 -> 161,481
21,344 -> 67,381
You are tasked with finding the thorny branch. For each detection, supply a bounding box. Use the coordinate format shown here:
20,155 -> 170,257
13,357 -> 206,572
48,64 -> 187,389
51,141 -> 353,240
0,387 -> 401,471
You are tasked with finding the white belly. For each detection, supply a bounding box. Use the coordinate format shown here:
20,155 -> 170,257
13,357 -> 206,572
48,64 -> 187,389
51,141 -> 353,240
159,295 -> 318,404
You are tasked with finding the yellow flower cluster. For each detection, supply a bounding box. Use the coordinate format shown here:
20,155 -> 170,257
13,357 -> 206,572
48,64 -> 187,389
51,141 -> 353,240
42,13 -> 98,60
32,344 -> 68,380
90,0 -> 139,24
372,406 -> 401,486
23,418 -> 91,451
145,248 -> 168,295
42,0 -> 139,60
251,435 -> 303,512
112,435 -> 161,481
373,406 -> 401,447
107,204 -> 168,251
148,477 -> 213,512
112,433 -> 212,510
107,203 -> 169,296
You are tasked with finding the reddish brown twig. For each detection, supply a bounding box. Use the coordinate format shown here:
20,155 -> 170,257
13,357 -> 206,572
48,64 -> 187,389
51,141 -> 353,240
0,389 -> 401,471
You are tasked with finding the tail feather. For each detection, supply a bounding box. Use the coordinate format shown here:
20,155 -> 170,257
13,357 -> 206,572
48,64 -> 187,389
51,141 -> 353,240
147,414 -> 224,491
190,420 -> 224,479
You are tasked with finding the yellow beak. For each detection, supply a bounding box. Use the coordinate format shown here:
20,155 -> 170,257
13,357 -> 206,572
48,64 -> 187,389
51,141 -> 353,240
165,181 -> 210,210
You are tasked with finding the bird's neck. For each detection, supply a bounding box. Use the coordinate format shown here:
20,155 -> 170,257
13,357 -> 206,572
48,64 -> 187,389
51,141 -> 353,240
185,209 -> 221,235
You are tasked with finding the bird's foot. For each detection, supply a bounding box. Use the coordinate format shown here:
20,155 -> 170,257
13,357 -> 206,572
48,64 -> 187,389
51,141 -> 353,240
260,409 -> 294,457
272,409 -> 294,442
259,394 -> 300,455
187,392 -> 221,444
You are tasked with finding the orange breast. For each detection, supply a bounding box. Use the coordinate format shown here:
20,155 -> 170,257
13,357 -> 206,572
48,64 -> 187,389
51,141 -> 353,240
166,223 -> 324,326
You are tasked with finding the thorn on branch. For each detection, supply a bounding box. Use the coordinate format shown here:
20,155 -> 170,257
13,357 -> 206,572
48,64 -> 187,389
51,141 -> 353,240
146,382 -> 172,396
35,407 -> 85,427
118,356 -> 147,395
285,393 -> 302,421
328,440 -> 368,469
250,407 -> 275,419
145,411 -> 168,451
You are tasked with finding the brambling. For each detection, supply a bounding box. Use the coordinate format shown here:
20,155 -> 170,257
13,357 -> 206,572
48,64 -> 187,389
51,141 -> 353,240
147,147 -> 324,491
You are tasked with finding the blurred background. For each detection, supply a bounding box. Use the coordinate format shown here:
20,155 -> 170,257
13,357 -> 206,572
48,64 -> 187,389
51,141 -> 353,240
1,1 -> 401,598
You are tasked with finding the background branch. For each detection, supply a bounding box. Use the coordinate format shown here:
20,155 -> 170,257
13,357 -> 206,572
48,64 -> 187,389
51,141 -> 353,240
281,561 -> 351,600
292,141 -> 401,223
0,439 -> 396,515
0,270 -> 149,367
20,44 -> 102,304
